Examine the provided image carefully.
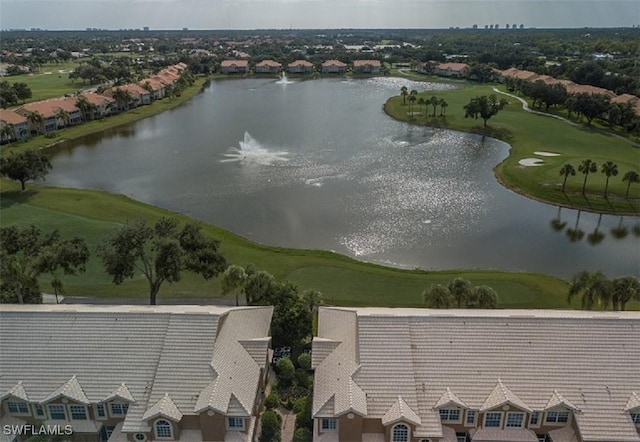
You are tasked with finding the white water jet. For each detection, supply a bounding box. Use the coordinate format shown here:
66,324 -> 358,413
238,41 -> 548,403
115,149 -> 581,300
221,132 -> 289,165
275,71 -> 294,85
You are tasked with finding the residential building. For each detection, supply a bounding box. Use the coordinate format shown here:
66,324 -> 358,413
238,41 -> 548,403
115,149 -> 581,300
78,92 -> 117,119
0,109 -> 29,142
254,60 -> 282,74
353,60 -> 381,74
288,60 -> 314,74
321,60 -> 347,74
611,94 -> 640,116
0,305 -> 273,442
15,101 -> 59,133
220,60 -> 249,74
138,79 -> 166,100
312,307 -> 640,442
434,63 -> 469,78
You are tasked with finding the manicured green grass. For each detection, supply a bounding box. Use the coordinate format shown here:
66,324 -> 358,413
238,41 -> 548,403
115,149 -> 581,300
1,78 -> 208,156
0,180 -> 587,309
9,61 -> 83,102
384,83 -> 640,215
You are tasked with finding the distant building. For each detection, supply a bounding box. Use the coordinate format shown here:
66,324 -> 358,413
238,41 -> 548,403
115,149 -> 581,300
321,60 -> 347,74
0,305 -> 273,442
254,60 -> 282,74
435,62 -> 469,78
312,307 -> 640,442
0,109 -> 29,143
352,59 -> 382,74
288,60 -> 314,74
220,59 -> 249,74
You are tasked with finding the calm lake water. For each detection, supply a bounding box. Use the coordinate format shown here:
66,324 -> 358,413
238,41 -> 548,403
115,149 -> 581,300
46,77 -> 640,278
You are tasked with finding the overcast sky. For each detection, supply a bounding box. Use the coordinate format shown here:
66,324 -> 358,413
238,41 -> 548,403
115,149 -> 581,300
1,0 -> 638,30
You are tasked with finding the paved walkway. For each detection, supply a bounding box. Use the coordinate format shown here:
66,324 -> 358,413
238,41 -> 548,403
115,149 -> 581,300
278,408 -> 296,442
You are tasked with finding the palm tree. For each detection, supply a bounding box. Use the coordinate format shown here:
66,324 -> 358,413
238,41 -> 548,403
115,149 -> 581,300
600,161 -> 618,198
423,284 -> 454,308
0,124 -> 16,144
55,108 -> 71,128
75,95 -> 96,121
578,159 -> 598,195
473,286 -> 498,309
26,111 -> 44,135
612,276 -> 640,311
301,289 -> 323,315
447,278 -> 471,308
417,97 -> 425,116
221,265 -> 248,306
558,164 -> 575,193
408,94 -> 417,116
622,170 -> 639,199
400,86 -> 408,105
429,96 -> 439,117
112,88 -> 131,111
567,270 -> 612,310
438,98 -> 448,116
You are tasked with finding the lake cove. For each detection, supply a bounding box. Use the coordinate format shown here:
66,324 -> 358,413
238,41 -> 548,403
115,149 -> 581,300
45,77 -> 640,278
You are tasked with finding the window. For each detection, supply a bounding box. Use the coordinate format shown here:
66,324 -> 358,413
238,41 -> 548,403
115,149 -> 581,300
392,424 -> 409,442
630,413 -> 640,425
321,418 -> 337,431
456,436 -> 466,442
537,436 -> 547,442
134,433 -> 147,441
96,403 -> 106,419
484,412 -> 502,428
545,411 -> 570,424
48,404 -> 67,420
6,401 -> 30,415
466,410 -> 476,425
70,405 -> 87,420
34,404 -> 45,418
227,417 -> 244,430
155,420 -> 173,439
506,412 -> 524,428
110,402 -> 129,417
439,409 -> 461,422
529,412 -> 540,427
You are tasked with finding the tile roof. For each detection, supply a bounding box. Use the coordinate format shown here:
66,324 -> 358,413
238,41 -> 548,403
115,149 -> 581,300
104,383 -> 135,403
544,389 -> 580,412
221,60 -> 249,67
288,60 -> 313,67
1,382 -> 29,401
470,427 -> 539,442
314,308 -> 640,442
255,60 -> 282,67
436,62 -> 469,71
480,379 -> 532,412
441,426 -> 458,442
548,425 -> 579,442
381,396 -> 421,426
79,92 -> 115,106
0,305 -> 272,437
354,60 -> 381,67
433,387 -> 468,409
0,109 -> 27,125
142,393 -> 183,421
322,60 -> 347,67
624,392 -> 640,411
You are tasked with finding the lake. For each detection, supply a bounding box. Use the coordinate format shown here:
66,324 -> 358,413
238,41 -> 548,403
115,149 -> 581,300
46,77 -> 640,278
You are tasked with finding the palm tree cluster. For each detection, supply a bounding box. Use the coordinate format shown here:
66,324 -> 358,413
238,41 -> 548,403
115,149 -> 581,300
399,86 -> 448,120
423,278 -> 498,309
568,271 -> 639,311
559,160 -> 638,198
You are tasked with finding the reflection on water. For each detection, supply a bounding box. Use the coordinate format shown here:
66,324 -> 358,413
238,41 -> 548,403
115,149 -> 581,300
44,78 -> 640,278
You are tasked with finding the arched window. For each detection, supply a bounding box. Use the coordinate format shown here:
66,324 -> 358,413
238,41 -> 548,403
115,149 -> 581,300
155,420 -> 173,439
392,423 -> 409,442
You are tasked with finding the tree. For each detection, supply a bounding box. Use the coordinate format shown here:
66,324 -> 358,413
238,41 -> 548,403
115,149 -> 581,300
473,286 -> 498,308
276,357 -> 296,388
417,97 -> 425,115
12,82 -> 32,103
55,108 -> 71,128
573,93 -> 610,127
0,124 -> 17,144
97,218 -> 226,305
301,288 -> 323,314
447,277 -> 471,308
112,88 -> 131,111
400,86 -> 408,105
612,276 -> 640,311
244,270 -> 276,305
559,164 -> 576,193
26,111 -> 44,134
0,225 -> 89,304
464,94 -> 508,127
297,353 -> 311,371
408,89 -> 418,115
75,95 -> 96,121
568,270 -> 612,310
259,410 -> 281,442
439,98 -> 448,116
578,159 -> 598,195
293,428 -> 312,442
220,264 -> 247,306
429,95 -> 439,117
423,284 -> 455,308
622,170 -> 639,199
600,161 -> 618,198
0,150 -> 52,191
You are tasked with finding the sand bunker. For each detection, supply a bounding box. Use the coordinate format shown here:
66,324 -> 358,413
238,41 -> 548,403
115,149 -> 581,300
534,151 -> 560,157
519,158 -> 544,166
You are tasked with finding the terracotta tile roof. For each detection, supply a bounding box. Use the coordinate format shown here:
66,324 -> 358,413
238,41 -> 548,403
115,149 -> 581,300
255,60 -> 281,68
221,59 -> 249,68
314,308 -> 640,441
353,60 -> 381,67
79,92 -> 115,106
16,101 -> 58,118
118,83 -> 150,96
565,83 -> 614,97
288,60 -> 313,68
139,78 -> 165,92
0,109 -> 27,125
322,59 -> 347,67
436,62 -> 469,71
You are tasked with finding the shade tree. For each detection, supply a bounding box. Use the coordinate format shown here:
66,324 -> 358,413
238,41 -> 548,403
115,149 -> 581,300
0,150 -> 52,191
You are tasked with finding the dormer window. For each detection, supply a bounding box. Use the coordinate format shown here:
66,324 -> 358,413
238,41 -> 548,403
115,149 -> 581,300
69,405 -> 87,420
631,412 -> 640,425
439,409 -> 461,422
5,401 -> 30,416
48,404 -> 67,420
154,419 -> 173,440
110,402 -> 129,417
391,423 -> 409,442
545,410 -> 570,424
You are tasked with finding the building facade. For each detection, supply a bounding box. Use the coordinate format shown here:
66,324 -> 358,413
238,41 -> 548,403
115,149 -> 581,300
312,308 -> 640,442
0,305 -> 273,442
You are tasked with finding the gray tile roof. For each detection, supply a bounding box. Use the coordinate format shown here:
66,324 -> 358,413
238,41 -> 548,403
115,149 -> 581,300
548,425 -> 579,442
142,393 -> 183,421
470,427 -> 539,441
1,381 -> 29,401
381,396 -> 421,426
314,308 -> 640,442
0,305 -> 273,438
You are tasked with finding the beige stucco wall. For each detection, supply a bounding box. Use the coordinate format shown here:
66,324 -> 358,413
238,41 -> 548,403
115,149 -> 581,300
338,414 -> 363,441
199,412 -> 226,442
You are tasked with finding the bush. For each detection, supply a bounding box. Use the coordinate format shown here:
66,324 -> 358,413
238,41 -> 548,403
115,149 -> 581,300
293,427 -> 312,442
265,392 -> 280,410
276,357 -> 295,387
297,353 -> 311,371
293,396 -> 313,431
260,410 -> 281,442
295,368 -> 311,390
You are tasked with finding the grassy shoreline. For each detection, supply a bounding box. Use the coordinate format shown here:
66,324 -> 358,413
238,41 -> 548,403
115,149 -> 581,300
0,179 -> 590,309
383,82 -> 640,216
